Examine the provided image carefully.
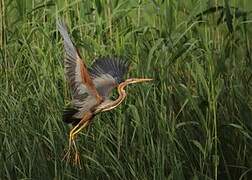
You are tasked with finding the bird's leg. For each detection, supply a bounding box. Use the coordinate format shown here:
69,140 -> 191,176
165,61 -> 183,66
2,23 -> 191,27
63,111 -> 93,166
62,124 -> 79,162
72,138 -> 81,167
71,119 -> 91,166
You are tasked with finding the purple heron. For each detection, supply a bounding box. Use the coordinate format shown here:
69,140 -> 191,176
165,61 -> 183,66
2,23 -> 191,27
57,20 -> 153,165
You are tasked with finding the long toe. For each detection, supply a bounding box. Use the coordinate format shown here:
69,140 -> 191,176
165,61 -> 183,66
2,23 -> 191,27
74,152 -> 81,168
62,149 -> 71,163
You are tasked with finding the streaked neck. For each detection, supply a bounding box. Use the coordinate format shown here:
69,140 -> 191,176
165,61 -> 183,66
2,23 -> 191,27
95,82 -> 127,113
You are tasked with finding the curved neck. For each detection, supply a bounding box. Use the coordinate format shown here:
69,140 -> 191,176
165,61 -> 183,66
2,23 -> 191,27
114,83 -> 127,106
97,82 -> 127,113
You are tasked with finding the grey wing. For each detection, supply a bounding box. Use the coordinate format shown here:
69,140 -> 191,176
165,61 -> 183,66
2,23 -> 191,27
88,57 -> 129,98
57,20 -> 102,117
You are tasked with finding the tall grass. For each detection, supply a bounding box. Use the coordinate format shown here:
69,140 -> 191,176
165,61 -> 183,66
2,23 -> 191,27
1,0 -> 252,179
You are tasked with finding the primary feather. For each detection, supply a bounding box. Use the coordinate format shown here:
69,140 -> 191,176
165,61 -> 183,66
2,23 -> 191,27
57,20 -> 101,123
89,57 -> 129,97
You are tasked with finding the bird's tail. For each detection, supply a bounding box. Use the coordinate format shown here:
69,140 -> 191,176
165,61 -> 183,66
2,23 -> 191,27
63,108 -> 81,125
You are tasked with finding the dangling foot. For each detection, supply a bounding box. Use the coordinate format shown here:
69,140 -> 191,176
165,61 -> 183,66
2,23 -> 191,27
62,148 -> 71,162
72,139 -> 81,168
73,151 -> 81,168
62,115 -> 91,167
62,139 -> 73,163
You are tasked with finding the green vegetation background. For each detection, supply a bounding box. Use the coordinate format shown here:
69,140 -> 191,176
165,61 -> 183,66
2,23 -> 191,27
1,0 -> 252,179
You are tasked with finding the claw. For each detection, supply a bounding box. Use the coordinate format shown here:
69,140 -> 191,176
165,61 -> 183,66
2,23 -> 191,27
62,139 -> 73,163
74,151 -> 81,168
62,148 -> 71,162
62,134 -> 74,162
72,138 -> 82,168
62,136 -> 82,168
62,113 -> 92,167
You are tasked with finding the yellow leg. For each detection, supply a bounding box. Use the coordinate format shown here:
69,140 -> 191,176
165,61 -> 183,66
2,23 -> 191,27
62,111 -> 93,166
62,124 -> 81,162
71,120 -> 90,138
71,120 -> 91,166
72,139 -> 81,167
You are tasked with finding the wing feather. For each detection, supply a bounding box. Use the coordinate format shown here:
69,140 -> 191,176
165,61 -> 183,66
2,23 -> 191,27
89,57 -> 129,97
57,20 -> 102,118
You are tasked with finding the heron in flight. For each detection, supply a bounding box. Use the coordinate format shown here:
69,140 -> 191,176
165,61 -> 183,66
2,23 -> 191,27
57,20 -> 153,165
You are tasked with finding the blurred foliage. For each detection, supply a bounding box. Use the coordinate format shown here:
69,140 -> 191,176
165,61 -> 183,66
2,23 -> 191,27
1,0 -> 252,179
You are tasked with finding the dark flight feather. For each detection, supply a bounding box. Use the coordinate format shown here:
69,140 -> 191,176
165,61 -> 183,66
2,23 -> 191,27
58,19 -> 102,122
63,108 -> 81,125
89,57 -> 129,84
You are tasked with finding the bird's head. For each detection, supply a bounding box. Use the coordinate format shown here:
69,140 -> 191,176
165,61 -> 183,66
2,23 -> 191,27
124,78 -> 153,85
117,78 -> 153,95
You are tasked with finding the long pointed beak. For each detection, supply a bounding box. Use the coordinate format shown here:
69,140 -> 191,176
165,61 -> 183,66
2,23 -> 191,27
130,78 -> 154,84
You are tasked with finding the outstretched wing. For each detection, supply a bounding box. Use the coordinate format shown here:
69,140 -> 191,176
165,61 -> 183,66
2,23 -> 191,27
89,57 -> 129,98
57,20 -> 102,119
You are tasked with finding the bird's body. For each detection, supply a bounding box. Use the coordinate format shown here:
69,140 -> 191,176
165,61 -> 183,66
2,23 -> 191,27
57,20 -> 152,165
62,57 -> 128,126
